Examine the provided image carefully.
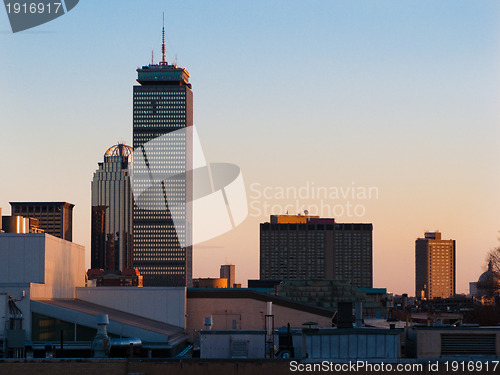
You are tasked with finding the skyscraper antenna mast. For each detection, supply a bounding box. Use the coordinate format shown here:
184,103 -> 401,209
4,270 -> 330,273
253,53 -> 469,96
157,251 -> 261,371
161,12 -> 166,64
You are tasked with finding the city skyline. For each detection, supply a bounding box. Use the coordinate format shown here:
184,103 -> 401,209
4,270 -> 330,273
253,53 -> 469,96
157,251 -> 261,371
1,1 -> 499,295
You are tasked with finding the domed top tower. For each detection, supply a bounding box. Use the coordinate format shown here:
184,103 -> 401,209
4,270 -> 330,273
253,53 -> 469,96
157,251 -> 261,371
91,143 -> 134,272
104,143 -> 133,160
476,261 -> 500,298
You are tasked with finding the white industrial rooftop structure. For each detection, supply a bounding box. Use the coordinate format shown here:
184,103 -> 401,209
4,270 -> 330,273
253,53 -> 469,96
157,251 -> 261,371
0,233 -> 188,356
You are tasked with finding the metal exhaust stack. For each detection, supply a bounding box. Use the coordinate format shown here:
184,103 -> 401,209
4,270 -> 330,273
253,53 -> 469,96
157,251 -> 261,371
92,314 -> 110,358
355,302 -> 363,328
265,302 -> 275,358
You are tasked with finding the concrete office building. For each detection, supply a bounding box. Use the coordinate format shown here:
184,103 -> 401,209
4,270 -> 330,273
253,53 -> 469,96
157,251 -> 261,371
91,143 -> 133,271
415,231 -> 456,299
132,27 -> 193,287
220,265 -> 235,288
10,202 -> 74,241
260,214 -> 372,288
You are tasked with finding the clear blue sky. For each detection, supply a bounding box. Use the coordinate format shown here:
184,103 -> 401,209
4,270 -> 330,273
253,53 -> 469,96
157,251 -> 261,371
1,1 -> 499,294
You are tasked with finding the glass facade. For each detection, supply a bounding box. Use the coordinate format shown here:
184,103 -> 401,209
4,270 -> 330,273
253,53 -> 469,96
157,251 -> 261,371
132,64 -> 193,287
32,312 -> 118,342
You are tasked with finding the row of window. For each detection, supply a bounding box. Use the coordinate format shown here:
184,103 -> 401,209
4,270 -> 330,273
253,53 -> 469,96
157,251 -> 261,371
136,266 -> 185,270
134,91 -> 185,95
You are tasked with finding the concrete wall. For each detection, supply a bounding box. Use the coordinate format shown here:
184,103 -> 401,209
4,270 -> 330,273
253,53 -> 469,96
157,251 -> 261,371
76,287 -> 186,328
0,234 -> 85,299
415,329 -> 440,358
200,331 -> 266,358
0,234 -> 45,284
187,298 -> 332,339
0,293 -> 7,338
414,328 -> 500,358
31,235 -> 85,299
0,289 -> 30,340
0,233 -> 85,340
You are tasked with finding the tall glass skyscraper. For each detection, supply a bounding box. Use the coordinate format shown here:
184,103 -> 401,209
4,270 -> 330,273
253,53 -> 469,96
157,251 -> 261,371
132,46 -> 193,286
91,144 -> 133,271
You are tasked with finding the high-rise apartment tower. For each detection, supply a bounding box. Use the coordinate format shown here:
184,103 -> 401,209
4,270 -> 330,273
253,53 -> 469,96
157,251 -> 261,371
415,231 -> 455,299
260,214 -> 373,288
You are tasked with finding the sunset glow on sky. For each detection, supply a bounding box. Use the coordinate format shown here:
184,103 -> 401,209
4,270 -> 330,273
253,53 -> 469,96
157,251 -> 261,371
1,1 -> 499,295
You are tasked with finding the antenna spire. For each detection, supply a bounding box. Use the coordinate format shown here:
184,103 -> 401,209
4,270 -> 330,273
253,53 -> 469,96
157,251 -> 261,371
151,49 -> 154,65
161,12 -> 166,64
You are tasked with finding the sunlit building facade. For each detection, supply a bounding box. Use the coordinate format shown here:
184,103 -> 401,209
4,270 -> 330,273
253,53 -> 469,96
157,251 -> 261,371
132,58 -> 193,287
1,215 -> 42,234
91,144 -> 133,271
220,264 -> 235,288
415,231 -> 456,299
